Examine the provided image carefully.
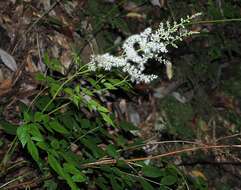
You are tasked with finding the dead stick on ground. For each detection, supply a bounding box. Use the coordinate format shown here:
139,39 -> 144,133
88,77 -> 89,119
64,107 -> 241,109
81,144 -> 241,168
216,133 -> 241,142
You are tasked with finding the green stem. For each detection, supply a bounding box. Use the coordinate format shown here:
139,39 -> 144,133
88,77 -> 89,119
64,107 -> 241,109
93,76 -> 129,94
27,87 -> 48,112
47,102 -> 71,116
0,136 -> 18,170
66,126 -> 100,151
42,66 -> 90,113
188,18 -> 241,25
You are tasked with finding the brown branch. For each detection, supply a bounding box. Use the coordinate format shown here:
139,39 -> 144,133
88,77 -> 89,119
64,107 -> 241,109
5,179 -> 39,190
81,144 -> 241,168
4,174 -> 52,189
119,140 -> 206,153
216,133 -> 241,142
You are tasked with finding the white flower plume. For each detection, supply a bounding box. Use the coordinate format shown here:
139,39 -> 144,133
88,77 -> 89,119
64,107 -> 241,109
88,13 -> 201,83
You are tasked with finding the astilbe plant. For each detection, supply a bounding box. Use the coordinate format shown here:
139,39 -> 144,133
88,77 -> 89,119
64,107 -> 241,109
88,13 -> 201,83
13,13 -> 203,190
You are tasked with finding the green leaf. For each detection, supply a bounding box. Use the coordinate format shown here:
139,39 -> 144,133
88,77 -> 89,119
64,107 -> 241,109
0,121 -> 17,135
87,99 -> 98,111
23,111 -> 32,123
49,120 -> 69,135
96,176 -> 108,190
161,175 -> 177,186
109,17 -> 129,33
35,72 -> 46,81
106,144 -> 119,158
31,136 -> 44,142
60,114 -> 79,130
116,135 -> 127,147
27,139 -> 40,162
119,121 -> 138,131
64,87 -> 74,96
142,165 -> 164,178
43,180 -> 58,190
34,112 -> 48,122
36,141 -> 49,151
50,83 -> 62,97
104,82 -> 117,90
48,154 -> 65,176
28,124 -> 44,142
17,125 -> 30,147
63,163 -> 80,174
48,154 -> 79,190
44,53 -> 62,72
108,79 -> 121,84
82,87 -> 94,96
110,176 -> 122,190
71,95 -> 81,107
81,138 -> 104,158
97,105 -> 109,113
139,179 -> 155,190
72,174 -> 86,183
80,119 -> 91,129
35,96 -> 55,111
63,163 -> 86,183
100,112 -> 114,126
50,139 -> 60,150
60,150 -> 81,166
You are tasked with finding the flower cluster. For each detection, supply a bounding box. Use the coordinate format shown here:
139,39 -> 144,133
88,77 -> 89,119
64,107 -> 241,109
88,13 -> 201,83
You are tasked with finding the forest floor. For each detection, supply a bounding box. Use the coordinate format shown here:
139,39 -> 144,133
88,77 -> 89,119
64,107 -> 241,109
0,0 -> 241,189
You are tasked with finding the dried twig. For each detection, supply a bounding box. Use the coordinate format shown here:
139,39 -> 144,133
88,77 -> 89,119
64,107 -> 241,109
81,144 -> 241,168
216,133 -> 241,142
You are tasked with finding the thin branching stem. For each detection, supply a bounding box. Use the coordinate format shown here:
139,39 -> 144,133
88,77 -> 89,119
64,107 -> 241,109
188,18 -> 241,25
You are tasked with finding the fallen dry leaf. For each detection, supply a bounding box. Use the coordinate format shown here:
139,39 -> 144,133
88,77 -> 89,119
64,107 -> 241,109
191,170 -> 207,180
0,79 -> 12,96
0,48 -> 18,72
